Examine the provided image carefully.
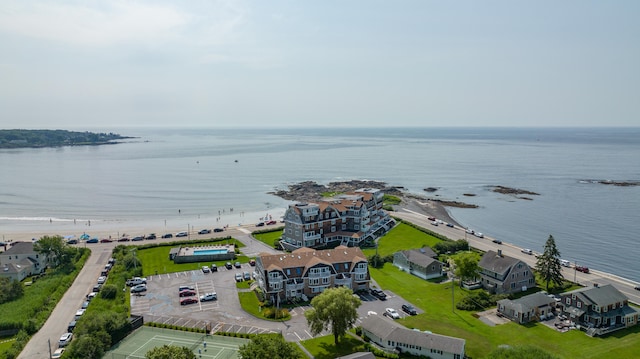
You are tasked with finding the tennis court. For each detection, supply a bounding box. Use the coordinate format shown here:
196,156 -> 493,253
105,326 -> 250,359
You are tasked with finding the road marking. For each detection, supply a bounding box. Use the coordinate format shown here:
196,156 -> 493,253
304,330 -> 313,338
294,332 -> 303,341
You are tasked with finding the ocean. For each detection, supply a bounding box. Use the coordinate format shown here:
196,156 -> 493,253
1,127 -> 639,282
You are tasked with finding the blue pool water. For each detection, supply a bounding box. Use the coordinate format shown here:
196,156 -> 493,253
193,249 -> 228,256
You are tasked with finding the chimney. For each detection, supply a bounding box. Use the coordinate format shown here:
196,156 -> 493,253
497,249 -> 503,257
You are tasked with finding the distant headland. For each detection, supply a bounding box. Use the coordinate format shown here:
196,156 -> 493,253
0,129 -> 133,149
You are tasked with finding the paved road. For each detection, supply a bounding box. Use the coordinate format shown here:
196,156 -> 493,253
393,208 -> 640,304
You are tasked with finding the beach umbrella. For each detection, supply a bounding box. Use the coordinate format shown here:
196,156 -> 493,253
79,233 -> 90,240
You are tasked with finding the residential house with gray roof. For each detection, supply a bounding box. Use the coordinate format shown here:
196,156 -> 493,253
478,250 -> 535,294
559,284 -> 639,336
255,245 -> 369,303
360,314 -> 465,359
497,292 -> 557,324
393,248 -> 444,280
0,242 -> 47,281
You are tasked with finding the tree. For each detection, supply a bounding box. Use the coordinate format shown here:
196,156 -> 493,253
453,252 -> 480,285
145,345 -> 196,359
65,334 -> 106,359
33,235 -> 66,267
238,334 -> 302,359
305,286 -> 361,345
0,277 -> 24,303
535,235 -> 564,291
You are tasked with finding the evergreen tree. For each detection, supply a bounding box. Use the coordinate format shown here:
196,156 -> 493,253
535,235 -> 564,291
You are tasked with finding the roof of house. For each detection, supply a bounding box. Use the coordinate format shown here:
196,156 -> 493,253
478,250 -> 522,275
0,261 -> 31,275
397,248 -> 440,268
1,242 -> 36,256
361,315 -> 465,354
564,284 -> 628,306
498,292 -> 555,313
337,353 -> 375,359
259,245 -> 367,277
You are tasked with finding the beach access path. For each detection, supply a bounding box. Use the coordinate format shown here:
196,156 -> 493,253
393,209 -> 640,305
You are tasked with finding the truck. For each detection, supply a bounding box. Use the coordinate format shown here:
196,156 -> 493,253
126,277 -> 147,286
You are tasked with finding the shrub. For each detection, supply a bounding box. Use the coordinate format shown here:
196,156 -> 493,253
100,284 -> 118,299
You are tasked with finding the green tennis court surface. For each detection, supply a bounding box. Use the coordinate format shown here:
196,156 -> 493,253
104,326 -> 250,359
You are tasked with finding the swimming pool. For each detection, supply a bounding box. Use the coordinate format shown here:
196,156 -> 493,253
193,249 -> 229,256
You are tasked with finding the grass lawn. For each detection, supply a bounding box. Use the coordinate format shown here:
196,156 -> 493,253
372,263 -> 640,359
0,338 -> 15,354
253,230 -> 283,249
363,222 -> 443,257
136,239 -> 247,275
301,334 -> 370,359
238,291 -> 291,322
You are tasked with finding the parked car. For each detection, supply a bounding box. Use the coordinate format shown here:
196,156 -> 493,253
213,228 -> 224,232
370,288 -> 387,301
97,276 -> 106,284
92,284 -> 102,292
66,239 -> 78,244
198,229 -> 211,234
131,236 -> 144,241
255,222 -> 265,227
145,233 -> 157,240
67,320 -> 77,332
431,221 -> 438,226
86,292 -> 97,301
492,239 -> 502,244
384,308 -> 400,319
446,223 -> 454,228
474,232 -> 484,238
51,348 -> 65,358
126,277 -> 147,286
86,238 -> 99,243
81,301 -> 90,309
161,233 -> 173,238
427,216 -> 436,221
225,262 -> 233,269
179,289 -> 196,297
249,259 -> 256,266
58,333 -> 73,347
243,271 -> 251,281
266,220 -> 277,225
202,266 -> 211,273
180,297 -> 198,305
402,304 -> 417,315
178,285 -> 195,292
100,238 -> 112,243
634,286 -> 640,291
235,273 -> 243,282
521,248 -> 533,255
235,261 -> 242,268
465,228 -> 474,234
74,309 -> 86,319
210,264 -> 218,272
200,292 -> 217,302
176,231 -> 188,237
576,266 -> 590,273
130,284 -> 147,293
117,237 -> 130,242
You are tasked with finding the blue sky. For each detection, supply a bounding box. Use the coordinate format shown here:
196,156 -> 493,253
1,1 -> 638,128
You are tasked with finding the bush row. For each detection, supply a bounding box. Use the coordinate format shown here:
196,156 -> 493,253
133,236 -> 235,250
146,322 -> 207,333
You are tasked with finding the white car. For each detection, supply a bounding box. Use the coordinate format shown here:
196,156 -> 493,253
75,309 -> 85,319
58,332 -> 73,347
200,292 -> 218,302
385,308 -> 400,319
521,248 -> 533,255
474,232 -> 484,238
131,284 -> 147,293
51,348 -> 65,358
97,276 -> 106,284
126,277 -> 147,286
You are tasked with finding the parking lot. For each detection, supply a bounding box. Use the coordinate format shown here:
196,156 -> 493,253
131,262 -> 421,342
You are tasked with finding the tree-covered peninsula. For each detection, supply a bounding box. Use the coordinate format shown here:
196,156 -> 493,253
0,129 -> 132,149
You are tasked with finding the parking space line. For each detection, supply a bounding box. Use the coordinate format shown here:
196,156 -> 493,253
294,332 -> 303,341
304,330 -> 312,338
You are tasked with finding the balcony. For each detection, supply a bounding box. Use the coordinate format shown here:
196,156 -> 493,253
303,233 -> 321,241
285,278 -> 305,291
335,273 -> 352,286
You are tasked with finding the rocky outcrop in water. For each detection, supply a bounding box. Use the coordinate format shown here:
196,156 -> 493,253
492,186 -> 539,196
268,180 -> 404,202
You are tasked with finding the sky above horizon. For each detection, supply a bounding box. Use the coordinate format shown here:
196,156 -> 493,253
1,1 -> 639,129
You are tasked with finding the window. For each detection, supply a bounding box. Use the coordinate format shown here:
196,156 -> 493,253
286,269 -> 291,275
354,225 -> 359,230
322,277 -> 330,284
342,224 -> 346,230
309,278 -> 320,286
331,219 -> 336,225
344,263 -> 349,269
331,226 -> 336,232
565,298 -> 571,305
577,301 -> 582,308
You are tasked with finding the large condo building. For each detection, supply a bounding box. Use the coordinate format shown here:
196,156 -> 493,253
255,245 -> 370,303
280,188 -> 395,250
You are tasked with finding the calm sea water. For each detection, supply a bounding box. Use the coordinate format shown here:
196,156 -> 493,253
1,127 -> 639,282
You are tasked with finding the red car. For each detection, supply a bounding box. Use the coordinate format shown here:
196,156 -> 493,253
576,266 -> 589,274
266,220 -> 277,225
180,297 -> 198,305
100,238 -> 112,243
249,259 -> 256,266
179,290 -> 196,297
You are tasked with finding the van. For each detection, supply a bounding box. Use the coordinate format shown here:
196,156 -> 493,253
560,259 -> 571,267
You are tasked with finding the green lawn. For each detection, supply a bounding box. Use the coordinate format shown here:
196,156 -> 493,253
253,230 -> 283,249
301,334 -> 370,359
363,222 -> 443,257
238,291 -> 291,322
136,239 -> 247,276
372,263 -> 640,359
